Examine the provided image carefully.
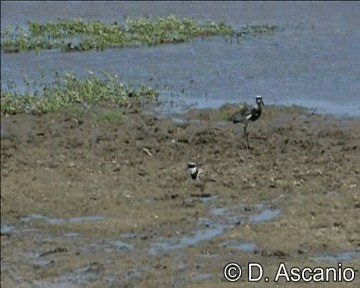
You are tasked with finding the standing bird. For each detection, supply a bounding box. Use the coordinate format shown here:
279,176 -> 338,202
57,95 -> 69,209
186,162 -> 216,198
230,95 -> 265,150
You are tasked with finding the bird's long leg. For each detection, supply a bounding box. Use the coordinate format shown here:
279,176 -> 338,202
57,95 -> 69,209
202,188 -> 205,202
243,125 -> 250,150
246,132 -> 250,150
199,186 -> 204,200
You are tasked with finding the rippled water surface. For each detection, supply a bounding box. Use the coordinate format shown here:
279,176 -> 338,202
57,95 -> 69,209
1,1 -> 360,116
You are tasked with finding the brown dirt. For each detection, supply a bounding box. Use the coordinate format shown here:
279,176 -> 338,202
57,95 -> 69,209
1,104 -> 359,287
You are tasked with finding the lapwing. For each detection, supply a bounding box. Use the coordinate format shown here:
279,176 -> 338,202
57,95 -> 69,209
230,95 -> 264,149
186,162 -> 216,198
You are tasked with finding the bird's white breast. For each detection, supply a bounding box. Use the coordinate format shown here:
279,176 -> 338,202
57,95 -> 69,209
188,167 -> 197,175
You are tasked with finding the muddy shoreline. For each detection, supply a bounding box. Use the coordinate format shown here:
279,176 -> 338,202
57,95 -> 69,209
1,104 -> 359,287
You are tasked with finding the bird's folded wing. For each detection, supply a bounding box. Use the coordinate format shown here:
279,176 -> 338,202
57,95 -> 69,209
199,171 -> 217,182
230,104 -> 251,123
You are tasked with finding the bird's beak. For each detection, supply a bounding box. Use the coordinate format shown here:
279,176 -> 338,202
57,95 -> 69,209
262,100 -> 265,106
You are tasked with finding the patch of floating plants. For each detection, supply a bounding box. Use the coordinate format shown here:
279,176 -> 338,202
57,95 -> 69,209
1,71 -> 159,114
1,16 -> 278,53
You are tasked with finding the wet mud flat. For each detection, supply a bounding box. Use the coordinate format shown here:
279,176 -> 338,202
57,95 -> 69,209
1,105 -> 359,287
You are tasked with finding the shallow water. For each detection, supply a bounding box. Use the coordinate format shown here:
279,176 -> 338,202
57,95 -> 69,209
34,264 -> 100,287
2,197 -> 357,286
220,240 -> 258,252
23,252 -> 54,267
0,224 -> 18,234
103,239 -> 135,251
1,1 -> 359,116
2,200 -> 279,260
20,214 -> 107,224
149,225 -> 225,256
149,202 -> 280,256
312,251 -> 360,263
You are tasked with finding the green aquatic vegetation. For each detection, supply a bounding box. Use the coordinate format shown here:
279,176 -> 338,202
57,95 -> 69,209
1,72 -> 159,115
261,105 -> 308,120
1,16 -> 277,52
124,16 -> 233,46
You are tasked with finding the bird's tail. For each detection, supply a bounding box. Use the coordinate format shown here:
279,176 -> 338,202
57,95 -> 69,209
207,177 -> 217,182
231,118 -> 243,124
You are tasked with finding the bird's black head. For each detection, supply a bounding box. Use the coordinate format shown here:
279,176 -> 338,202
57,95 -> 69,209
256,95 -> 264,106
187,162 -> 197,169
187,162 -> 198,177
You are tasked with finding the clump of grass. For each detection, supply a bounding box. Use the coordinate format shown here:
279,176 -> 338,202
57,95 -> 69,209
1,16 -> 278,53
95,111 -> 124,123
1,71 -> 159,115
62,105 -> 85,116
261,105 -> 309,120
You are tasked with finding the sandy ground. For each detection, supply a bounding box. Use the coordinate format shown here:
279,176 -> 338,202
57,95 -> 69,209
1,104 -> 359,287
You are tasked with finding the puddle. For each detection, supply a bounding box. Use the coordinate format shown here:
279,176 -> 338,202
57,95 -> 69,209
150,201 -> 280,255
20,214 -> 48,223
1,224 -> 17,234
192,273 -> 212,281
68,215 -> 107,223
73,238 -> 135,257
21,228 -> 39,233
198,253 -> 219,259
220,240 -> 258,252
120,232 -> 136,239
144,198 -> 157,204
171,117 -> 187,124
29,258 -> 54,267
312,251 -> 360,263
29,261 -> 119,288
201,195 -> 219,204
14,203 -> 280,268
20,214 -> 107,224
210,203 -> 280,226
103,240 -> 134,251
150,225 -> 225,256
23,252 -> 53,267
0,261 -> 24,284
41,264 -> 99,287
122,269 -> 142,280
249,209 -> 281,224
325,191 -> 340,197
64,232 -> 80,238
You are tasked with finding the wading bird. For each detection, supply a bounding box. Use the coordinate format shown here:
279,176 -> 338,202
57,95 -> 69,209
230,95 -> 265,150
186,162 -> 216,198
